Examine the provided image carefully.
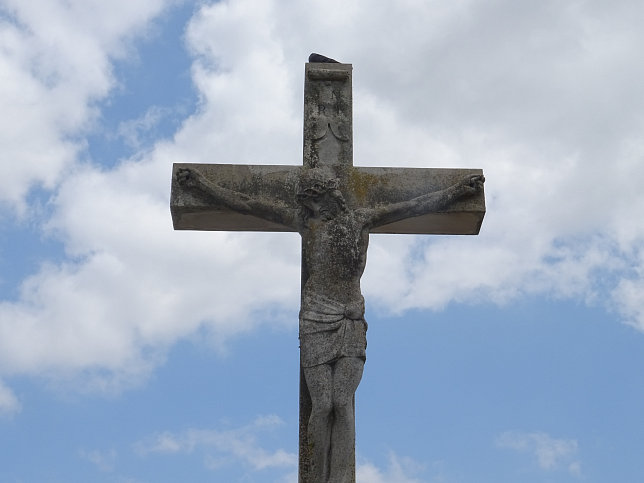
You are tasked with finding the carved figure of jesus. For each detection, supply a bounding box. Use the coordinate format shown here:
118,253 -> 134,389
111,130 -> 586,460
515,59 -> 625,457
176,166 -> 484,483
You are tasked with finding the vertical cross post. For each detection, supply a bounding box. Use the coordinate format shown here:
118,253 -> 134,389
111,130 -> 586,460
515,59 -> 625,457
299,61 -> 355,482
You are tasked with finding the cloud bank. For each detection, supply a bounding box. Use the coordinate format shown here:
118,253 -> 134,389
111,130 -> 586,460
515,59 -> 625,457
1,0 -> 644,402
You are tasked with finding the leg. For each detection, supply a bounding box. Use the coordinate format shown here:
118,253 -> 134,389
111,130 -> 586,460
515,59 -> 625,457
304,363 -> 333,483
329,357 -> 364,483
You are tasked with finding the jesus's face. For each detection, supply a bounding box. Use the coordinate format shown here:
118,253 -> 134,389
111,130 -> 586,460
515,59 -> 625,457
300,190 -> 339,220
297,169 -> 346,221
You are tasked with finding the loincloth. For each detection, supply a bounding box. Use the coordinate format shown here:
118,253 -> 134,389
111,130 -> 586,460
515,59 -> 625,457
299,292 -> 367,367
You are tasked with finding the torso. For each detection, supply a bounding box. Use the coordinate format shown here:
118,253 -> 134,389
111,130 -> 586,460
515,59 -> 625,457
300,210 -> 369,304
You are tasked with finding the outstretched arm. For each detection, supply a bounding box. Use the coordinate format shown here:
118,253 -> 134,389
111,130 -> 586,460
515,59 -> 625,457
366,174 -> 485,228
176,167 -> 298,229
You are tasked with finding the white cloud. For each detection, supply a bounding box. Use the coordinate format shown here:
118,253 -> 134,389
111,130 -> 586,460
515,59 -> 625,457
0,379 -> 21,417
135,415 -> 296,472
117,106 -> 172,149
357,452 -> 425,483
0,154 -> 300,382
497,430 -> 582,477
79,448 -> 117,472
0,0 -> 171,212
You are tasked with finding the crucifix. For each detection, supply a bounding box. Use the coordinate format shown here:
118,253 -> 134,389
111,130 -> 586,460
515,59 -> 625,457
170,55 -> 485,483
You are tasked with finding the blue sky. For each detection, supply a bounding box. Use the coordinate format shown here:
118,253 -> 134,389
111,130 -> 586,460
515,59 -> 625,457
2,1 -> 644,482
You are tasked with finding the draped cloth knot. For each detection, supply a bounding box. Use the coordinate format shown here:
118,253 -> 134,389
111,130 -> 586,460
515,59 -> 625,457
299,292 -> 367,367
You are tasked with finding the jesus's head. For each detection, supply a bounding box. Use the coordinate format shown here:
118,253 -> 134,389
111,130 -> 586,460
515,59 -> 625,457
297,168 -> 347,221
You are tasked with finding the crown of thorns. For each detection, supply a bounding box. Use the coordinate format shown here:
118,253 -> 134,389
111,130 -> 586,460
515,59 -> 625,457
296,172 -> 340,199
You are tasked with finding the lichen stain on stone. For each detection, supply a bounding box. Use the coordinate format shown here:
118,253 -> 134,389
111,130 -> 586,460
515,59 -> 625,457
347,169 -> 385,204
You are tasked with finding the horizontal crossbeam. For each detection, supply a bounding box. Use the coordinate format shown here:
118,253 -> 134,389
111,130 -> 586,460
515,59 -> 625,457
171,163 -> 485,235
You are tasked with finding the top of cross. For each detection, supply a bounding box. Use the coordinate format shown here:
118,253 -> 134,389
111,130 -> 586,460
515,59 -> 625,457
304,60 -> 353,169
170,58 -> 485,235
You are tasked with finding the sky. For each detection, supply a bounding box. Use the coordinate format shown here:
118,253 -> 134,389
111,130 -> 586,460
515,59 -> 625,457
1,0 -> 644,481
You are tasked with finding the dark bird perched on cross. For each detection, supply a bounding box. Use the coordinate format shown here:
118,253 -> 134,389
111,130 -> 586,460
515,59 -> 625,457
309,53 -> 339,63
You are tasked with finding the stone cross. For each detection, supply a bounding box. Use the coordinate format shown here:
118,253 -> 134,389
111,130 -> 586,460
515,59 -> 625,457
171,57 -> 485,483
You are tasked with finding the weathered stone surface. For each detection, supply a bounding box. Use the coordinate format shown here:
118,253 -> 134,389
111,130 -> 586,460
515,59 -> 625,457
171,164 -> 485,234
304,63 -> 353,169
171,164 -> 301,232
170,58 -> 486,483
